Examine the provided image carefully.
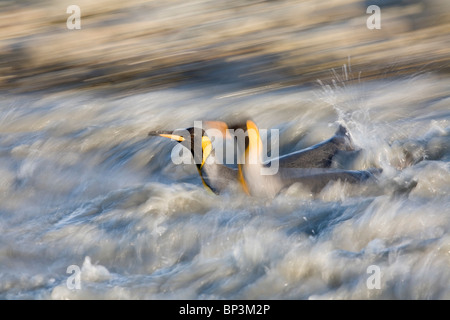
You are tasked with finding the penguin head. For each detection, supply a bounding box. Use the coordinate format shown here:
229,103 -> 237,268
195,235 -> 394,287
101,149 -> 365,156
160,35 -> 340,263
148,126 -> 212,170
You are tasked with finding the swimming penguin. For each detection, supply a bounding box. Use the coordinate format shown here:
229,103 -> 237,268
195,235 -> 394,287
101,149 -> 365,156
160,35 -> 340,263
237,120 -> 381,198
148,124 -> 240,194
149,120 -> 381,197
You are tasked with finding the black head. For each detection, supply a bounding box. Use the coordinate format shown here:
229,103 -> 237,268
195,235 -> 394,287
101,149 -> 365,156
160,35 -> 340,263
148,127 -> 207,168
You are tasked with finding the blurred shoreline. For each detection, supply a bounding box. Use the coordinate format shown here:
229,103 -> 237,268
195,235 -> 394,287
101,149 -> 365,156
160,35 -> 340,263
1,0 -> 449,96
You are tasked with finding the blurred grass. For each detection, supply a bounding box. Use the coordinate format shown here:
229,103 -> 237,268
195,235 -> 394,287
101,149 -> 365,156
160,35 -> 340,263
1,0 -> 449,94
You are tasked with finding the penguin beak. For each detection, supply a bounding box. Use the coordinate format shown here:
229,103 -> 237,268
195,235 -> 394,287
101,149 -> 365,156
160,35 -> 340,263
148,130 -> 186,142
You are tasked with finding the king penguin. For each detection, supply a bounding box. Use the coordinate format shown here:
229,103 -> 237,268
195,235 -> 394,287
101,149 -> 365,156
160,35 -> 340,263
149,120 -> 381,197
236,120 -> 381,198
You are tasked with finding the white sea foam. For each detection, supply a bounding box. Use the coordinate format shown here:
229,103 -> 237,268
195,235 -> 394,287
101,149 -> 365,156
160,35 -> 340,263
0,74 -> 449,299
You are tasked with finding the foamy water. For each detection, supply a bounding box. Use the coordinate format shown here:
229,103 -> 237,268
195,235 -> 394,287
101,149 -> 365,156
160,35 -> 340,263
0,73 -> 449,299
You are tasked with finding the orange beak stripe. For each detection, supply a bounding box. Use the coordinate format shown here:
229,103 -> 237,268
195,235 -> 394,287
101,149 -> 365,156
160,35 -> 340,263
157,134 -> 185,142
